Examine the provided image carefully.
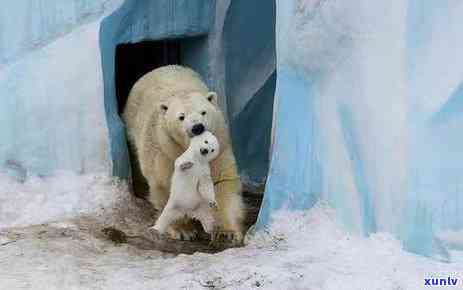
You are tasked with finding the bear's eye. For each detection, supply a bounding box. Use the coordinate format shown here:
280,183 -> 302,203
211,149 -> 215,152
201,111 -> 207,116
204,140 -> 208,144
179,115 -> 185,121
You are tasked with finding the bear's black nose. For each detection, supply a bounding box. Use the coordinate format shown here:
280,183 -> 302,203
191,124 -> 205,136
200,148 -> 209,156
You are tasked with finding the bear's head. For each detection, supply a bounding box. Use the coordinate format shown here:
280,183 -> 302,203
190,131 -> 220,163
176,131 -> 220,171
160,91 -> 223,149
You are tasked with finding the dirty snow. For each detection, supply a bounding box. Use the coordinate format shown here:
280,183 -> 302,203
0,174 -> 462,290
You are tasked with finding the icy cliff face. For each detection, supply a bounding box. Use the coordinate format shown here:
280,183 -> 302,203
0,0 -> 119,65
259,0 -> 463,258
0,20 -> 111,177
0,1 -> 123,178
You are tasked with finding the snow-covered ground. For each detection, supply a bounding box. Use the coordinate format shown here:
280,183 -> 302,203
0,174 -> 462,290
0,172 -> 128,229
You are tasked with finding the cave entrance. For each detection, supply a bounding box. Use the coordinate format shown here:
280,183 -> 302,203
115,39 -> 181,197
115,40 -> 181,114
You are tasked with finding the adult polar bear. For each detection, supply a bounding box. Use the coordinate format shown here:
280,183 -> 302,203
123,65 -> 244,243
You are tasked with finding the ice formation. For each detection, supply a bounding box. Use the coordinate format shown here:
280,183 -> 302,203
258,0 -> 463,258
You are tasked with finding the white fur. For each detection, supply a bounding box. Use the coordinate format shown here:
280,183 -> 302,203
123,65 -> 244,242
152,131 -> 220,235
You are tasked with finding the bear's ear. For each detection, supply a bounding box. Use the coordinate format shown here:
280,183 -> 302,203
160,103 -> 168,114
206,92 -> 218,105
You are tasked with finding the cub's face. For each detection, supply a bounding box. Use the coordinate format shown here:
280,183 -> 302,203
161,92 -> 221,149
190,131 -> 220,162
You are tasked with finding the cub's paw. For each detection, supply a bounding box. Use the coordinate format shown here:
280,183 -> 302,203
147,226 -> 165,239
179,161 -> 194,171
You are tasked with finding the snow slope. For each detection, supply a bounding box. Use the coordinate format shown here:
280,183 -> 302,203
1,202 -> 462,290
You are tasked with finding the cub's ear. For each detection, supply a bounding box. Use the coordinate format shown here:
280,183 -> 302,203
160,103 -> 168,114
179,161 -> 194,171
206,92 -> 218,105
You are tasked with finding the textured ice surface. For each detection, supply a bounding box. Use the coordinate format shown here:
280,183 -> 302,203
225,0 -> 276,184
259,0 -> 463,257
0,0 -> 119,65
0,203 -> 462,290
0,13 -> 117,177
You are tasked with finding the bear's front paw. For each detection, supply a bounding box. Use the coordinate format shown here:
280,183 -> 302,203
210,229 -> 243,248
166,224 -> 200,241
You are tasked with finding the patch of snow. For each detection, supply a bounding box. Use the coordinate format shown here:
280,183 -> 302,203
0,171 -> 128,229
439,230 -> 463,251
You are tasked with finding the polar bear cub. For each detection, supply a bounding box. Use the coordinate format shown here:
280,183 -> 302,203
152,131 -> 220,235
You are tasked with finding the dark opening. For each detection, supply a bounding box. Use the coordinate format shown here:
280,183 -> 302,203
115,40 -> 181,114
115,39 -> 182,197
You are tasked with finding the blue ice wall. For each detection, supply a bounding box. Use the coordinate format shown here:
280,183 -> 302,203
231,72 -> 276,185
0,0 -> 111,65
0,1 -> 118,178
99,0 -> 215,178
257,0 -> 463,258
224,0 -> 276,185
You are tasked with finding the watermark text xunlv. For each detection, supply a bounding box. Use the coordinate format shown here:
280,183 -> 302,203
424,277 -> 458,287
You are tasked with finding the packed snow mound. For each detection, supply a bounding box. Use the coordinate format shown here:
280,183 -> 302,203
0,172 -> 128,229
